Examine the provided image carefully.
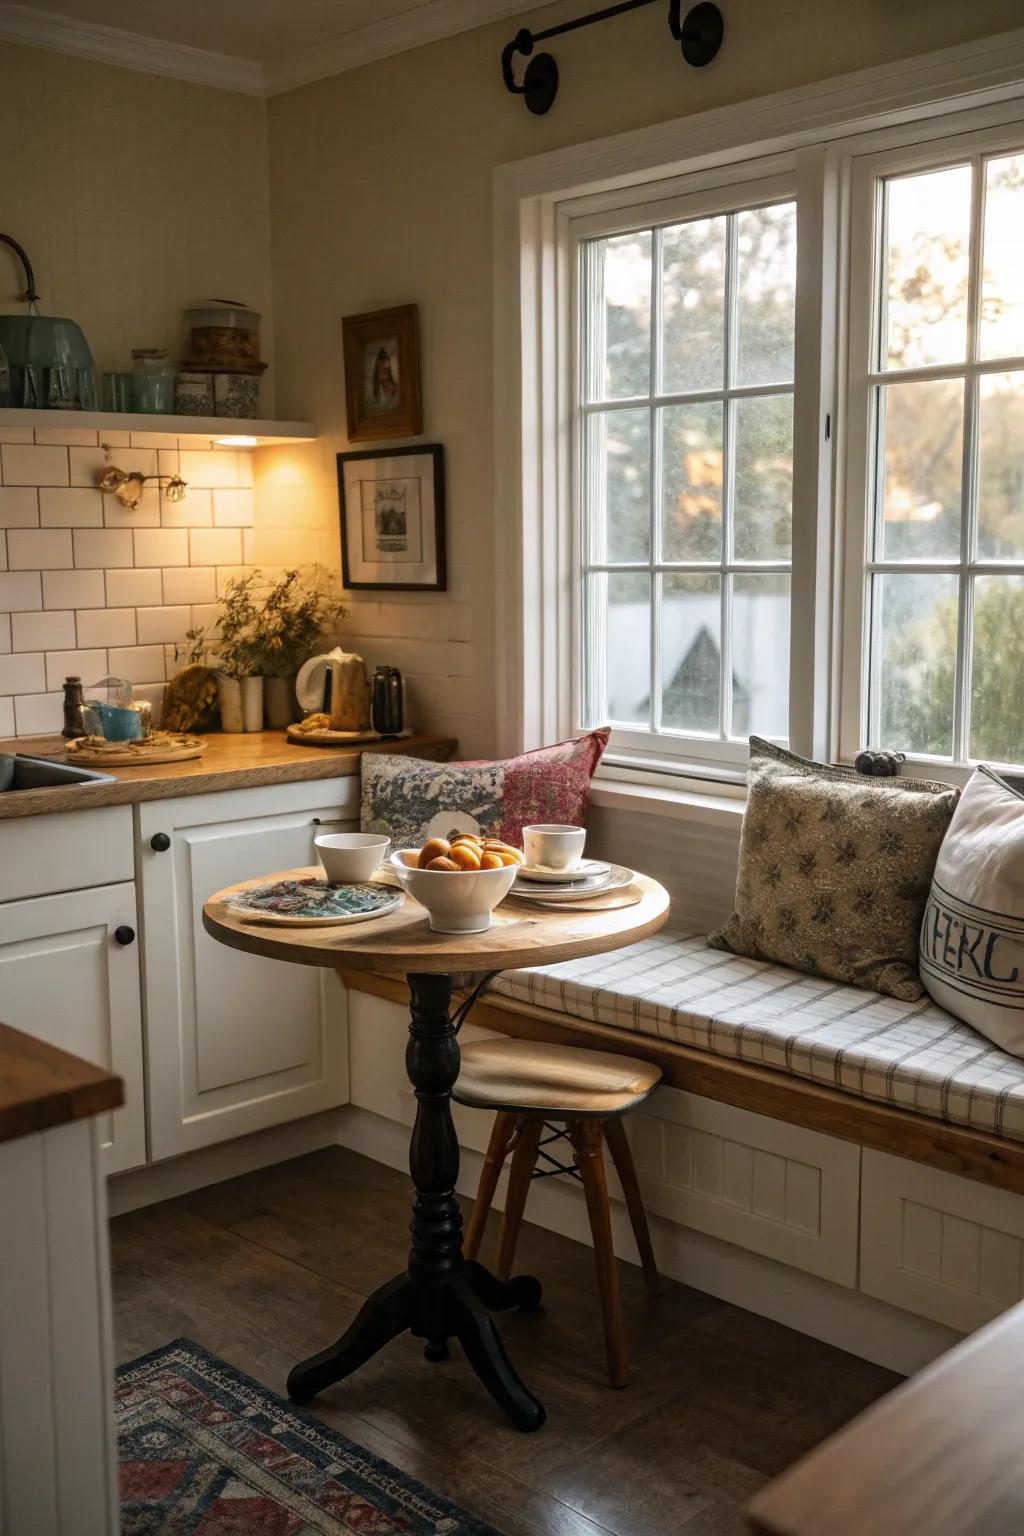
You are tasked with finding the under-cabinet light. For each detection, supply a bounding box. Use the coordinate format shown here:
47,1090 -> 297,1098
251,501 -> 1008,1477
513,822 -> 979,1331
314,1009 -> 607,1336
214,435 -> 259,448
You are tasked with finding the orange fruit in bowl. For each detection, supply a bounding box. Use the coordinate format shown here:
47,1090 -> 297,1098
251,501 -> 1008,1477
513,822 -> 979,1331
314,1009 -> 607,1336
479,851 -> 505,870
449,842 -> 482,871
426,855 -> 459,872
418,837 -> 451,869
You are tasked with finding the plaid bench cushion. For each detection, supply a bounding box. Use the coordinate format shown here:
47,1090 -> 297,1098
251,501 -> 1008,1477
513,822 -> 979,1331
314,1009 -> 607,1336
491,931 -> 1024,1145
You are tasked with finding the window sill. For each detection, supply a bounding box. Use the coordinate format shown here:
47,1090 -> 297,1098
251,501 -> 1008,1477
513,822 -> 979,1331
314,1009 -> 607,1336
589,777 -> 746,828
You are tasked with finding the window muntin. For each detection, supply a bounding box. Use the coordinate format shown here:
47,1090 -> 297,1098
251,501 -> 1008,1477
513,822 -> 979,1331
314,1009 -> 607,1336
863,148 -> 1024,768
578,197 -> 797,763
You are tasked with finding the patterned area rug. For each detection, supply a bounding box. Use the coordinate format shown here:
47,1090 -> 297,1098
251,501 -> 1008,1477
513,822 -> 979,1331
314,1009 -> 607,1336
116,1339 -> 500,1534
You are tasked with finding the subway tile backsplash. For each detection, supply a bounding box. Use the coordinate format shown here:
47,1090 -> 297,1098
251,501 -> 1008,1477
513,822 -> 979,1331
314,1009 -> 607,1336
0,428 -> 317,737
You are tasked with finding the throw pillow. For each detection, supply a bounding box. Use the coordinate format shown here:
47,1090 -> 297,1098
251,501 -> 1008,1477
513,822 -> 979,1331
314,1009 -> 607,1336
920,766 -> 1024,1052
708,737 -> 960,1000
361,730 -> 609,849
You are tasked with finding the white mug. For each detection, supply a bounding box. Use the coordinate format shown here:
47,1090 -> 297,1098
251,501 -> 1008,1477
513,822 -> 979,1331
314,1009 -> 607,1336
523,823 -> 586,872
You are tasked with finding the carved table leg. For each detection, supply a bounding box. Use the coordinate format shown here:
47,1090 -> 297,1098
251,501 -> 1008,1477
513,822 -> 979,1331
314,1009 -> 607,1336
286,970 -> 545,1431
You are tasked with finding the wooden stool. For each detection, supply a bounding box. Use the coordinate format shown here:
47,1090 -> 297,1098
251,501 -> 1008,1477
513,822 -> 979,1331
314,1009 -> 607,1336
455,1037 -> 663,1388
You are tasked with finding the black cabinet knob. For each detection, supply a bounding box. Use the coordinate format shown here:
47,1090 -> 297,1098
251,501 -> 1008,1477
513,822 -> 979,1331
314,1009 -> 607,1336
114,925 -> 135,946
150,832 -> 171,852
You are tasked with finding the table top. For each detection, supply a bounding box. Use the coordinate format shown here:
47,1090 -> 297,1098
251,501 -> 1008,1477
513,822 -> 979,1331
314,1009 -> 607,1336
202,867 -> 670,974
0,1021 -> 123,1145
746,1299 -> 1024,1536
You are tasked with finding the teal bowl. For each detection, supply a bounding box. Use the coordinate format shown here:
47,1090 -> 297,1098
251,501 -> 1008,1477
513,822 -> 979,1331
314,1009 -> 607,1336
0,313 -> 94,369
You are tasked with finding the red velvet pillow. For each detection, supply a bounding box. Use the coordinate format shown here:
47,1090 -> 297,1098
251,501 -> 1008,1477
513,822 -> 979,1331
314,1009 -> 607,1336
360,730 -> 609,848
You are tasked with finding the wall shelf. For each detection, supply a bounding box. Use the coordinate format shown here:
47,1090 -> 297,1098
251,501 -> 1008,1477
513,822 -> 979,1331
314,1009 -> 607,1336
0,409 -> 315,444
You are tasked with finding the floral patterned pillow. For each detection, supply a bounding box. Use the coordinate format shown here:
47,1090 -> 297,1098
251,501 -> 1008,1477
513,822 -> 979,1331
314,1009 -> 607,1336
360,731 -> 609,850
708,738 -> 960,1000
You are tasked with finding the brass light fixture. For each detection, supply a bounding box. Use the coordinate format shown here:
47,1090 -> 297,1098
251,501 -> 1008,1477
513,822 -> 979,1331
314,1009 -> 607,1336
97,447 -> 187,509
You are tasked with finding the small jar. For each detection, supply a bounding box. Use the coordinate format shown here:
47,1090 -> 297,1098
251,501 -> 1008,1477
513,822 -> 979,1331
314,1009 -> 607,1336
131,349 -> 175,414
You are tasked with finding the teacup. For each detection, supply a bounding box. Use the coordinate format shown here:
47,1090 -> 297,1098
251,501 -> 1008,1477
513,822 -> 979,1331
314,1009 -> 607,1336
315,832 -> 390,884
523,823 -> 586,872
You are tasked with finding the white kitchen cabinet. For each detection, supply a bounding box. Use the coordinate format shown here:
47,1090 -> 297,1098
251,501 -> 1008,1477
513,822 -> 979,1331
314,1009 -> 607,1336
138,778 -> 356,1159
0,883 -> 146,1172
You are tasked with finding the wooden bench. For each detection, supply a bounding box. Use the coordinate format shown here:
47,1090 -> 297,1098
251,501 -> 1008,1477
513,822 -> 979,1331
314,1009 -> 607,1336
343,970 -> 1024,1196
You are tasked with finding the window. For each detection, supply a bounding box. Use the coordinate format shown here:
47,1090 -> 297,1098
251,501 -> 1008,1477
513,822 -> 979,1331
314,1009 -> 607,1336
847,133 -> 1024,771
577,189 -> 797,770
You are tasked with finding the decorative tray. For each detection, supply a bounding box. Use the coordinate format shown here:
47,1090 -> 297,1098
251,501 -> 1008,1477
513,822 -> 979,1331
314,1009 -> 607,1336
287,717 -> 413,748
228,876 -> 403,927
65,731 -> 206,766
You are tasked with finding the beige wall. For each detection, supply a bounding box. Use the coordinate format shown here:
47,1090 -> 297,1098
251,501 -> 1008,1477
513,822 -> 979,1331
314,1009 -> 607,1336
266,0 -> 1024,759
0,42 -> 273,394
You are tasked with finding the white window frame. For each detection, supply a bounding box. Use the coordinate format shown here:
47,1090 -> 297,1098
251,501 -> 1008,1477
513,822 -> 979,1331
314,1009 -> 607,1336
571,170 -> 799,775
838,113 -> 1024,782
493,26 -> 1024,800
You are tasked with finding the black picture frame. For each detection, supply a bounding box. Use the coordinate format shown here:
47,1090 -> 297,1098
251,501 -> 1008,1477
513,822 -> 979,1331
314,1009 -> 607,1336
337,443 -> 447,593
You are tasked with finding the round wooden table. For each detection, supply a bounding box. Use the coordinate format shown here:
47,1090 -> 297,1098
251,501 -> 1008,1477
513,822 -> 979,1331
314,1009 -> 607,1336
203,867 -> 670,1432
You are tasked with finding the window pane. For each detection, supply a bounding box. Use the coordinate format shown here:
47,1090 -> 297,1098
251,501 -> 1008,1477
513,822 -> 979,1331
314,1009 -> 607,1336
978,372 -> 1024,559
732,573 -> 790,740
877,379 -> 963,560
661,402 -> 722,561
587,409 -> 650,562
883,165 -> 971,370
588,231 -> 651,401
661,216 -> 726,394
736,203 -> 797,386
971,575 -> 1024,763
661,573 -> 720,733
733,394 -> 793,560
875,573 -> 958,757
606,572 -> 650,725
981,153 -> 1024,361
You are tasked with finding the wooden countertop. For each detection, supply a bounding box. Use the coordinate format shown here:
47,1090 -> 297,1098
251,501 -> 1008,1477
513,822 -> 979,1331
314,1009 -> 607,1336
0,730 -> 457,820
0,1022 -> 123,1144
746,1300 -> 1024,1536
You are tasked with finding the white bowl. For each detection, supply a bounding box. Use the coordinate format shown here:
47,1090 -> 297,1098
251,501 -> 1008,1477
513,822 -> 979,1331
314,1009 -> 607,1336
390,849 -> 519,933
315,832 -> 390,884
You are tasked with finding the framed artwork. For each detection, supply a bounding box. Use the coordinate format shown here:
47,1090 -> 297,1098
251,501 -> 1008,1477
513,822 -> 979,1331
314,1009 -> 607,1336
337,444 -> 446,592
342,303 -> 422,441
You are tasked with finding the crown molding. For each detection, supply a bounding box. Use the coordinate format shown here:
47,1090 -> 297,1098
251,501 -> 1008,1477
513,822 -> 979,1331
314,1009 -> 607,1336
0,1 -> 264,92
0,0 -> 536,97
263,0 -> 532,96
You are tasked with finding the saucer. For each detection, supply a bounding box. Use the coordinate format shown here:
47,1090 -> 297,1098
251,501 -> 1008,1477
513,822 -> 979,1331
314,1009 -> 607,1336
510,865 -> 634,902
517,858 -> 611,884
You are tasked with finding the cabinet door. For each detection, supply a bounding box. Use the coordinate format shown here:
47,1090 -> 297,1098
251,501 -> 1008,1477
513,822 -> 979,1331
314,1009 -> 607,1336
0,884 -> 146,1173
139,781 -> 356,1160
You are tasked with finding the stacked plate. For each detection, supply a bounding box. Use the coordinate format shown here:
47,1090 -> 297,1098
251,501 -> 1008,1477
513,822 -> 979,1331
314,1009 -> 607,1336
510,858 -> 635,903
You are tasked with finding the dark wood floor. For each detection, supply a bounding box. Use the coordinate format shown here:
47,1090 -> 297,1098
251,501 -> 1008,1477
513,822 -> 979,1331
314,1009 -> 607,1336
111,1145 -> 899,1536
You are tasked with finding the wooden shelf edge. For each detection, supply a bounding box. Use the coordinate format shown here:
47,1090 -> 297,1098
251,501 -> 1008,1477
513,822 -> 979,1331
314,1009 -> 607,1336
0,408 -> 315,444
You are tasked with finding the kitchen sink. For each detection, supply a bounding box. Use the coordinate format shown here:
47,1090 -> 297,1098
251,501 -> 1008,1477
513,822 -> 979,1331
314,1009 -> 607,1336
1,752 -> 115,791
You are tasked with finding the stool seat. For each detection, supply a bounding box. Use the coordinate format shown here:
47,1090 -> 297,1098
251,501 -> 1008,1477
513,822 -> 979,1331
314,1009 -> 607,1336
454,1038 -> 661,1117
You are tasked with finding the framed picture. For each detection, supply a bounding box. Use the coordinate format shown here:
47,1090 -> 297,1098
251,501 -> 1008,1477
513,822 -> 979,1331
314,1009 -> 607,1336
342,303 -> 422,441
337,444 -> 446,592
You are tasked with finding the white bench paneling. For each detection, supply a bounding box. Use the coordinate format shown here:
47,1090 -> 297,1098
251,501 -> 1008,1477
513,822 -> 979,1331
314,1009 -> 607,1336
861,1149 -> 1024,1332
628,1085 -> 860,1286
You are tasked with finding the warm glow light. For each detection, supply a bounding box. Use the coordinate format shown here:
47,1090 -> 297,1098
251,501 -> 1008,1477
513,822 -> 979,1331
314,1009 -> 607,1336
213,435 -> 259,448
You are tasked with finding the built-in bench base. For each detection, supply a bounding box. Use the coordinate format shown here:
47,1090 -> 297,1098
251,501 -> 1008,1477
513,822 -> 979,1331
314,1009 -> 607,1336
341,971 -> 1024,1370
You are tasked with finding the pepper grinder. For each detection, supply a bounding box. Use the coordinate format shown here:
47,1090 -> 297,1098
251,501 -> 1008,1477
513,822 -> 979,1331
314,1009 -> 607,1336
61,675 -> 86,739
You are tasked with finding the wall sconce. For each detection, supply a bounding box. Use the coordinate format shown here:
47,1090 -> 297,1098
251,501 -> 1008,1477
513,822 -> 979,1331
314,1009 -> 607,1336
98,463 -> 188,509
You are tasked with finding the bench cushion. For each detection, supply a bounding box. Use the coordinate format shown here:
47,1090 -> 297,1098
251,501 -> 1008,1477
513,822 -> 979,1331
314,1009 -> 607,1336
492,932 -> 1024,1144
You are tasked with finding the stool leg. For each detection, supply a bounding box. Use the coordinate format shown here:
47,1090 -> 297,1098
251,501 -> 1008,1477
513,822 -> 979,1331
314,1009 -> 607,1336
464,1111 -> 517,1262
603,1116 -> 662,1298
572,1118 -> 628,1389
495,1117 -> 542,1280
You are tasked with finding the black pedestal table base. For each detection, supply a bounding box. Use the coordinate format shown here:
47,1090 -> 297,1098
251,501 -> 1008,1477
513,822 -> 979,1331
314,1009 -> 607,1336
286,972 -> 545,1432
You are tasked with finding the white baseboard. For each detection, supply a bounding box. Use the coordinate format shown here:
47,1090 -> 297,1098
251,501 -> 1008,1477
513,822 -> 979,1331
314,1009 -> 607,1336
108,1109 -> 347,1216
335,1104 -> 961,1378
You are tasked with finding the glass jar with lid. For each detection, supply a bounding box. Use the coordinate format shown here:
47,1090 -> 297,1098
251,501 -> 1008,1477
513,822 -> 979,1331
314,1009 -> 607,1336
131,349 -> 174,414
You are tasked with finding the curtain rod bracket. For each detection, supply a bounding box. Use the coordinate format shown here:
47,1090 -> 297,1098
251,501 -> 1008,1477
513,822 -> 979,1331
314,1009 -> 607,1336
501,1 -> 723,116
